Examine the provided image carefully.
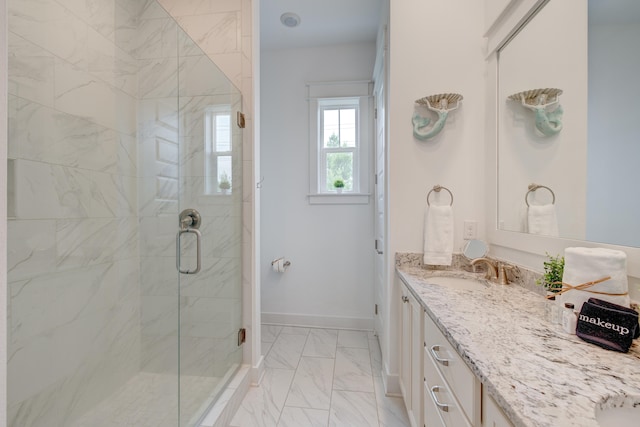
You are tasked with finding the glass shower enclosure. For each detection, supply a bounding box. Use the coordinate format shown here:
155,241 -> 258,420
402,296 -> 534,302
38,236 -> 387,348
6,1 -> 243,425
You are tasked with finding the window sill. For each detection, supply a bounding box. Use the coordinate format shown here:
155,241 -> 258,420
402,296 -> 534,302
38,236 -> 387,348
308,193 -> 371,205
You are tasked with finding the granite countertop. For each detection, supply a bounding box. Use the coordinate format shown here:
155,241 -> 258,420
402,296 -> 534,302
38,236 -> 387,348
396,264 -> 640,427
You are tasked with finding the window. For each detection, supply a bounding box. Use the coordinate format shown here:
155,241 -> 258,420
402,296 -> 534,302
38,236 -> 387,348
308,81 -> 372,204
319,99 -> 359,192
205,106 -> 232,194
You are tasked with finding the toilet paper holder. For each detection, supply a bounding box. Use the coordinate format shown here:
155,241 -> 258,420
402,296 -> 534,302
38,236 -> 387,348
271,257 -> 291,272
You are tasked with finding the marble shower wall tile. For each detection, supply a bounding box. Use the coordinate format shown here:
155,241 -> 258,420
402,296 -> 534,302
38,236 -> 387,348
8,1 -> 251,426
178,257 -> 242,298
7,32 -> 56,107
157,0 -> 245,90
179,55 -> 235,97
137,97 -> 179,141
141,333 -> 179,374
12,159 -> 137,220
9,96 -> 117,172
63,0 -> 117,42
134,5 -> 179,60
8,216 -> 138,281
9,0 -> 89,68
86,27 -> 138,97
138,57 -> 180,99
7,0 -> 142,425
54,58 -> 137,135
160,0 -> 241,17
176,12 -> 239,54
8,262 -> 140,408
180,296 -> 241,339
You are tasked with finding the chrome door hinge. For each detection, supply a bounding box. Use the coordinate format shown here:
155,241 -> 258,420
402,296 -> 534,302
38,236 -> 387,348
238,328 -> 246,346
237,112 -> 246,128
375,239 -> 383,255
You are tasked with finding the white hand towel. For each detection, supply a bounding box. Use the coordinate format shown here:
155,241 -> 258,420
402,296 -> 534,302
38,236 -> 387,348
559,247 -> 630,311
423,204 -> 453,266
527,204 -> 558,237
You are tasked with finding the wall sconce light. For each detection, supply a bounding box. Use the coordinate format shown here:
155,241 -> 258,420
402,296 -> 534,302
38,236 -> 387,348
412,93 -> 463,140
508,88 -> 563,136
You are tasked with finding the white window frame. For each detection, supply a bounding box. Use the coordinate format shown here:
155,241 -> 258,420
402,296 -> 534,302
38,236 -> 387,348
318,98 -> 360,193
308,81 -> 372,205
204,105 -> 232,195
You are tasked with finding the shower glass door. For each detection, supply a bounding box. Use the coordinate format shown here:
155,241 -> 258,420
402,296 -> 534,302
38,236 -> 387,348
7,0 -> 242,425
175,26 -> 244,426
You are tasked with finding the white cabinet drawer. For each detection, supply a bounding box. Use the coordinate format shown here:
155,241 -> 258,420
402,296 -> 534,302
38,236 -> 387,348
424,314 -> 481,425
424,355 -> 473,427
423,379 -> 446,427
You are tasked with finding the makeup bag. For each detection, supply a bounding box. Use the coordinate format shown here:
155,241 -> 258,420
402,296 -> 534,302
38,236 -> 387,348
576,298 -> 639,353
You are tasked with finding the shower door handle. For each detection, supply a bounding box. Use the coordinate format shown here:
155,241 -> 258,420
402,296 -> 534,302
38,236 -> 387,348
176,228 -> 202,274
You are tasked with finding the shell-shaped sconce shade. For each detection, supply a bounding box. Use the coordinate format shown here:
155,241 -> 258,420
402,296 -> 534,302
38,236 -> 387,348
508,88 -> 562,107
415,93 -> 464,111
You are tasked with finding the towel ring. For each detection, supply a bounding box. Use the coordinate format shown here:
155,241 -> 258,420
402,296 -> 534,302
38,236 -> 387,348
427,185 -> 454,207
525,183 -> 555,207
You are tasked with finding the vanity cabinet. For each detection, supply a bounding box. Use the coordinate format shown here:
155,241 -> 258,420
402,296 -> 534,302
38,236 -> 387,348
423,312 -> 481,427
399,284 -> 423,427
482,393 -> 514,427
399,278 -> 514,427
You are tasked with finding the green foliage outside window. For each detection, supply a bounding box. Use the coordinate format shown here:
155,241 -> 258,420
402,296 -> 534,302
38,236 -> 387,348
324,132 -> 354,191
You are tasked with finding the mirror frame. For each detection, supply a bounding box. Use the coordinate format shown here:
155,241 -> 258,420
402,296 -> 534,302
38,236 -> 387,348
485,0 -> 640,277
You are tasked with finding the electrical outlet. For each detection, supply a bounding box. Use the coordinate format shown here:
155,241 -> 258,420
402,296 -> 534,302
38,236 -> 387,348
463,220 -> 477,239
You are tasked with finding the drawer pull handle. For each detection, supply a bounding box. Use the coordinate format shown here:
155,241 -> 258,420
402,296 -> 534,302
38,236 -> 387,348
430,345 -> 449,366
402,296 -> 409,303
430,386 -> 449,412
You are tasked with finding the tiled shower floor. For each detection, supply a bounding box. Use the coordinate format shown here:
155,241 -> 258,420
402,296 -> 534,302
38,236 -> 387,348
230,326 -> 410,427
71,372 -> 221,427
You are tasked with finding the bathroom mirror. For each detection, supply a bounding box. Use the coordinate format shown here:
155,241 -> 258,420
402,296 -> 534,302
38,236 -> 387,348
497,0 -> 640,248
463,239 -> 489,260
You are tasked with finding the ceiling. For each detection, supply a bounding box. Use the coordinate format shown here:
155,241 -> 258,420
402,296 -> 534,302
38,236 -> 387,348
260,0 -> 383,50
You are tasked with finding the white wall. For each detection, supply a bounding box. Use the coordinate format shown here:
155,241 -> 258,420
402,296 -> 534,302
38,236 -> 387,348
386,0 -> 486,386
261,42 -> 377,329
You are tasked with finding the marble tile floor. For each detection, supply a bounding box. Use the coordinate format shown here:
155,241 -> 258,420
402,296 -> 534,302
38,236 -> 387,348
71,372 -> 221,427
230,326 -> 411,427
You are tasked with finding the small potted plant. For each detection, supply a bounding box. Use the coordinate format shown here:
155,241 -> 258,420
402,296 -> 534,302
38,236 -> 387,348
536,252 -> 564,293
333,179 -> 345,194
219,173 -> 231,194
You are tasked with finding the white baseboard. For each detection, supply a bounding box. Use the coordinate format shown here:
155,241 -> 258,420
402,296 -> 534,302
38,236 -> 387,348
261,312 -> 374,330
251,356 -> 264,386
382,369 -> 401,397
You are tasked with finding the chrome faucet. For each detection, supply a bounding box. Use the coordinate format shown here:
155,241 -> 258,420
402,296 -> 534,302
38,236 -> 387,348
470,258 -> 512,285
